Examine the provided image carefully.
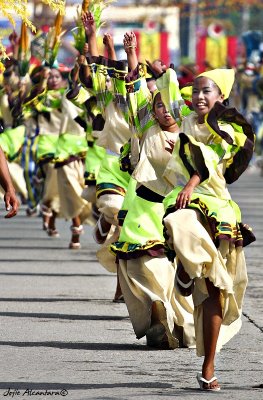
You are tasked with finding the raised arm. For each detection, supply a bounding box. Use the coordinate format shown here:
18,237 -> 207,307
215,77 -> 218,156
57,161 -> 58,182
81,11 -> 99,57
103,33 -> 117,61
123,31 -> 138,72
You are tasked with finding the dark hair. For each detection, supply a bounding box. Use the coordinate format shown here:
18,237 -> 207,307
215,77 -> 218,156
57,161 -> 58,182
30,66 -> 45,84
195,76 -> 229,105
152,91 -> 162,110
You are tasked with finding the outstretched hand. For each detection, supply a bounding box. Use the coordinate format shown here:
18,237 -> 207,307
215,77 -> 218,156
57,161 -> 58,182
4,189 -> 19,218
145,59 -> 167,79
123,31 -> 137,54
103,33 -> 114,50
81,11 -> 96,37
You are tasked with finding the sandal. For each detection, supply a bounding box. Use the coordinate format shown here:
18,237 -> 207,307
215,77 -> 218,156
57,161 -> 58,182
41,205 -> 52,231
93,215 -> 111,244
43,221 -> 49,231
69,241 -> 81,249
70,225 -> 84,235
196,372 -> 221,391
69,225 -> 83,250
175,260 -> 194,296
47,228 -> 60,238
113,294 -> 125,303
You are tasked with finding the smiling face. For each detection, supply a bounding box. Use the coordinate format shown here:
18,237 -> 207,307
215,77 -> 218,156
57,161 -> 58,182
192,76 -> 225,123
153,92 -> 177,132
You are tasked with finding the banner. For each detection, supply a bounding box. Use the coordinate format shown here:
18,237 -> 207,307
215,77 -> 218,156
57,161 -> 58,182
196,35 -> 237,72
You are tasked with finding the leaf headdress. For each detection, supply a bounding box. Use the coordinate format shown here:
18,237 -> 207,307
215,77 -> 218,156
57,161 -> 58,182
43,11 -> 65,68
18,22 -> 31,77
72,0 -> 116,54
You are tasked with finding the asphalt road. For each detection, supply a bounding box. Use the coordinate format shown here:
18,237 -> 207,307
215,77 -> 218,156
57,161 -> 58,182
0,167 -> 262,400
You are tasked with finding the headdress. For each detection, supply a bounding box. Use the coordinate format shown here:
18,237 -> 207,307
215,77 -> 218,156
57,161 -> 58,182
43,11 -> 65,68
197,68 -> 235,99
152,89 -> 160,105
17,22 -> 31,77
72,0 -> 116,54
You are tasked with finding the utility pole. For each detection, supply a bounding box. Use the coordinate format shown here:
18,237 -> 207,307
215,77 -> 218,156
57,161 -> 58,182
242,4 -> 250,33
188,0 -> 197,62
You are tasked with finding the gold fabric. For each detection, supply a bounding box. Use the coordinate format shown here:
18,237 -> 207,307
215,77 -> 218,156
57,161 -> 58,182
132,125 -> 179,197
7,162 -> 28,200
95,193 -> 125,273
96,102 -> 131,154
118,255 -> 196,348
57,160 -> 92,223
163,208 -> 247,356
41,162 -> 60,214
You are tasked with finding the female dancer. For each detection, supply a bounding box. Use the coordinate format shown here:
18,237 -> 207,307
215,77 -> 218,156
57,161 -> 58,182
161,68 -> 255,389
111,32 -> 195,349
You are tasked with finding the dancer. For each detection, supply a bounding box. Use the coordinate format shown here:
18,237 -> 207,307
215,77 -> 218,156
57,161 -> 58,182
82,11 -> 131,300
161,68 -> 255,389
111,32 -> 195,349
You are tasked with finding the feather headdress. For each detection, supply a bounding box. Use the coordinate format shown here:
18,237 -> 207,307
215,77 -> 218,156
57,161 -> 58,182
44,11 -> 65,67
18,22 -> 31,77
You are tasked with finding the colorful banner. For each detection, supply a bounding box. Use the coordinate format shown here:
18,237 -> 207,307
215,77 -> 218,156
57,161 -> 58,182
196,35 -> 237,72
98,30 -> 171,66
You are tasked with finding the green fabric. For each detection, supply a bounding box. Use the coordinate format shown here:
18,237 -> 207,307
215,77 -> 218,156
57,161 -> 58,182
96,153 -> 130,192
127,80 -> 156,139
67,85 -> 93,108
88,61 -> 113,112
0,125 -> 26,161
156,68 -> 189,126
85,144 -> 106,179
176,120 -> 247,186
117,194 -> 165,246
34,89 -> 65,113
36,135 -> 59,162
164,188 -> 242,243
55,133 -> 88,162
88,57 -> 128,121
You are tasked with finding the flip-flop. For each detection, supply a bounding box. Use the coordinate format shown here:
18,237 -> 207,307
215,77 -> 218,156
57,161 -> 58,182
175,259 -> 194,296
93,215 -> 111,244
196,372 -> 221,391
176,274 -> 194,296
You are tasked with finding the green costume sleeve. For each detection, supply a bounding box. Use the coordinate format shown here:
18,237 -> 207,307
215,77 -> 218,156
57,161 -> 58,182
87,55 -> 113,114
23,88 -> 64,114
118,74 -> 155,173
164,103 -> 255,188
156,68 -> 191,125
66,85 -> 93,108
126,78 -> 155,139
205,102 -> 255,183
168,128 -> 236,186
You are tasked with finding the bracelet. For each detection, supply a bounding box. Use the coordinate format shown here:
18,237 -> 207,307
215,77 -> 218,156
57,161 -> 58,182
127,45 -> 137,49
